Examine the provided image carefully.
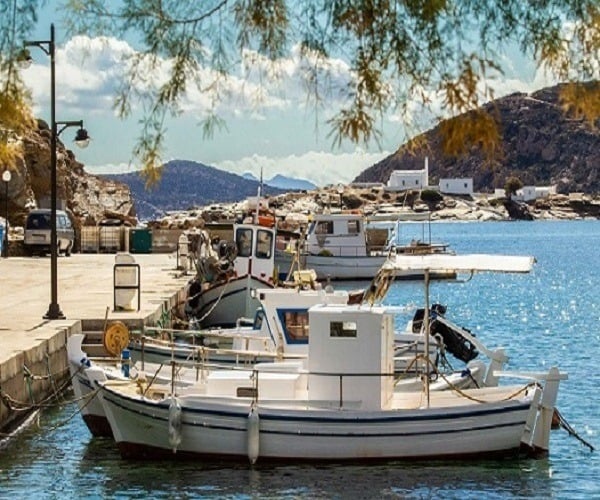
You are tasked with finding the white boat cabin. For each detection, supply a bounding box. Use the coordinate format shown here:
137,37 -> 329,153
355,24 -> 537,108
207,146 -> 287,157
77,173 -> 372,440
232,288 -> 351,356
308,304 -> 395,411
233,223 -> 276,280
306,213 -> 368,257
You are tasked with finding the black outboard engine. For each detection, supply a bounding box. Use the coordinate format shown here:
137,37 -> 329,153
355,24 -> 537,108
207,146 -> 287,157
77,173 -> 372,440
411,303 -> 446,332
411,304 -> 478,363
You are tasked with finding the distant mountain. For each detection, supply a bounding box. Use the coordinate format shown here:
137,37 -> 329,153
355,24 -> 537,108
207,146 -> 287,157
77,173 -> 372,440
242,171 -> 316,190
104,160 -> 286,220
242,172 -> 258,182
355,82 -> 599,194
266,174 -> 316,191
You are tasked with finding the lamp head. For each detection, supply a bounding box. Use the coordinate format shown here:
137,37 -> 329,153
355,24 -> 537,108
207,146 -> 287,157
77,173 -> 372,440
74,128 -> 90,149
17,48 -> 33,69
2,170 -> 11,183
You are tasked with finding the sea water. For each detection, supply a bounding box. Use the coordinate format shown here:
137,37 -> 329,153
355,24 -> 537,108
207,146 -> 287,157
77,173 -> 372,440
1,220 -> 598,499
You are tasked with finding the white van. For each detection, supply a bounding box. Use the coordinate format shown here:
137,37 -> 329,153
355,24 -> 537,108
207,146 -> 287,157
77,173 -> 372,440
24,209 -> 75,256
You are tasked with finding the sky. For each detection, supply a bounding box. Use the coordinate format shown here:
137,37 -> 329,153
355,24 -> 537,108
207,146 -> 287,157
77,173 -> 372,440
21,5 -> 560,187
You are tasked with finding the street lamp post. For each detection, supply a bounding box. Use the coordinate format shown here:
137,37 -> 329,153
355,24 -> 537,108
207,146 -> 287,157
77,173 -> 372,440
25,24 -> 90,320
2,170 -> 10,258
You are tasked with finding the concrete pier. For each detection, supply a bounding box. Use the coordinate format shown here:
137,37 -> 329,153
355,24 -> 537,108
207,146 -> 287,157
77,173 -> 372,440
0,253 -> 191,433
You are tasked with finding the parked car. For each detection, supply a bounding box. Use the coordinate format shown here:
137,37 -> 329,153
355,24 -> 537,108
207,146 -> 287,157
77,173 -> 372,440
24,209 -> 75,256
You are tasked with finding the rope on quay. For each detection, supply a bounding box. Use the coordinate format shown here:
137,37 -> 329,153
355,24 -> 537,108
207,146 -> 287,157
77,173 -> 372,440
44,387 -> 102,433
554,407 -> 595,452
0,362 -> 103,435
1,363 -> 81,413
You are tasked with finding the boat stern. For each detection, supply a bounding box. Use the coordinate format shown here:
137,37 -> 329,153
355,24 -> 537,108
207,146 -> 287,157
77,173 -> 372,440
520,366 -> 568,456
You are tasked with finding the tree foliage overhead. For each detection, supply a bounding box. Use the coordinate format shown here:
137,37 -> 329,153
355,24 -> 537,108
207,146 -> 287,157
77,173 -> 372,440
0,0 -> 38,167
1,0 -> 599,178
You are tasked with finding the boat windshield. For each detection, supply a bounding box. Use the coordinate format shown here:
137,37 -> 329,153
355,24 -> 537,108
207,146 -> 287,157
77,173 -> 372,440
236,227 -> 253,257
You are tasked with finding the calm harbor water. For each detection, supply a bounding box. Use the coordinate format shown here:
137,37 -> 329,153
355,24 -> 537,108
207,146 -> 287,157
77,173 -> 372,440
1,220 -> 599,499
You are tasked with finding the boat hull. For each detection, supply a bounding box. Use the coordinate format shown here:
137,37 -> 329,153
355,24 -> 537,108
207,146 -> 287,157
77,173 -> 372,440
275,251 -> 455,281
69,362 -> 114,437
99,384 -> 532,461
189,275 -> 273,327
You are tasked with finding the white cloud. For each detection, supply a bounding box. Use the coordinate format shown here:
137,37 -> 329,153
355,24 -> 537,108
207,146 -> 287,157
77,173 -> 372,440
23,32 -> 578,186
213,149 -> 391,187
84,162 -> 142,175
22,35 -> 354,122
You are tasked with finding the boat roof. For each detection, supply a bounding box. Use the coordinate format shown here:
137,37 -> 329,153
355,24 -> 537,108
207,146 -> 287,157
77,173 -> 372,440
382,253 -> 535,274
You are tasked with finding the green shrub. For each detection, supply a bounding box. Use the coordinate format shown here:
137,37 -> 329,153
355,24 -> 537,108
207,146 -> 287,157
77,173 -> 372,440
420,189 -> 443,203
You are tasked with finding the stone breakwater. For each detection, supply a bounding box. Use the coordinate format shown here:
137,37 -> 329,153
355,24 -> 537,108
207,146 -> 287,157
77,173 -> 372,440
144,187 -> 600,231
3,187 -> 598,254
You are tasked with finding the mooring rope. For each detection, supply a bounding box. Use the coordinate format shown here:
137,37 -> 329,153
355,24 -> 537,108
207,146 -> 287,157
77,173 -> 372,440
553,407 -> 595,452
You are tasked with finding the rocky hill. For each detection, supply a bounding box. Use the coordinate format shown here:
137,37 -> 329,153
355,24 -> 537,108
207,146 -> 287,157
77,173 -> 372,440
106,160 -> 288,221
4,119 -> 135,231
355,82 -> 599,193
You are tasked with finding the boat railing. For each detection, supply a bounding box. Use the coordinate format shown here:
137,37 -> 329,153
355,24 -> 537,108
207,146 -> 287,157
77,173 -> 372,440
136,356 -> 563,413
307,244 -> 369,258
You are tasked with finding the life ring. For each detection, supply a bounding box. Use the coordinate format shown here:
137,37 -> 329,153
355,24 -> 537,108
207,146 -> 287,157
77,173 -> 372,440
103,321 -> 130,357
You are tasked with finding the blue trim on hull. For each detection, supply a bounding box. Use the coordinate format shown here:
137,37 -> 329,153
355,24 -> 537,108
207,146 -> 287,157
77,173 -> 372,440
102,386 -> 530,439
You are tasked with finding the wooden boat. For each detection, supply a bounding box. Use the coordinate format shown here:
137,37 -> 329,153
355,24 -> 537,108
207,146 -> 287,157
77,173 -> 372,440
91,253 -> 565,461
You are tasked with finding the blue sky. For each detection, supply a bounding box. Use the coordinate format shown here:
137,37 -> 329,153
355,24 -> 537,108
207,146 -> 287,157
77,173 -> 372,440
22,5 -> 557,186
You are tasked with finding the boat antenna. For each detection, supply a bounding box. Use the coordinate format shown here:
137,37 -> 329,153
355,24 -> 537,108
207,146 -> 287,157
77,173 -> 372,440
254,167 -> 263,225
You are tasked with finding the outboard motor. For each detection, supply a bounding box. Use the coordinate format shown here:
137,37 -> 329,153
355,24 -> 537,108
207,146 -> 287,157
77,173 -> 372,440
411,304 -> 478,363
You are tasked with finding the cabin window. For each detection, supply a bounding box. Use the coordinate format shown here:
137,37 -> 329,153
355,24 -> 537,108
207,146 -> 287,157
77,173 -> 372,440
236,228 -> 253,257
278,309 -> 310,344
330,321 -> 357,338
255,229 -> 273,259
347,220 -> 360,234
315,220 -> 334,235
253,309 -> 264,330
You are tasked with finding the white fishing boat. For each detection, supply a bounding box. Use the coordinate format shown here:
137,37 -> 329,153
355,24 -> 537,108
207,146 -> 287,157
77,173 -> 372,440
275,212 -> 454,281
131,283 -> 493,381
69,282 -> 493,437
67,331 -> 203,437
92,253 -> 565,461
184,220 -> 276,328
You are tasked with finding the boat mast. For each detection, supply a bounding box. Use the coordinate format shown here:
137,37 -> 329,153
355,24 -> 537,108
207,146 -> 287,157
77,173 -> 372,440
424,269 -> 431,407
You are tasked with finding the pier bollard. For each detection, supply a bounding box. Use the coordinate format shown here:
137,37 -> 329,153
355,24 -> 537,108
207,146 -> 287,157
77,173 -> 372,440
177,234 -> 189,273
114,253 -> 141,311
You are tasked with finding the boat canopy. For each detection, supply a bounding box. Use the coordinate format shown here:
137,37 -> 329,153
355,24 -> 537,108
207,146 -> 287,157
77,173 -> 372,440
382,253 -> 535,274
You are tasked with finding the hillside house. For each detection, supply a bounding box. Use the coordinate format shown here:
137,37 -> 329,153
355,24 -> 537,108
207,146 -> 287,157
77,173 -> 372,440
439,178 -> 474,195
386,158 -> 429,191
493,185 -> 557,201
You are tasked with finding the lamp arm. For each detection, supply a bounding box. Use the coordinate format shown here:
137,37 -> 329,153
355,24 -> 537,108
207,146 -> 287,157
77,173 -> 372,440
56,120 -> 84,137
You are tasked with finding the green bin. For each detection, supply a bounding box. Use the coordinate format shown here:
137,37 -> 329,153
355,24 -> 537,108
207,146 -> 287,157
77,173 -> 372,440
129,228 -> 153,253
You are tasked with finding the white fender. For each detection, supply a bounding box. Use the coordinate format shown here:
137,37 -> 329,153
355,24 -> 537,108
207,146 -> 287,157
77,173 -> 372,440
168,397 -> 182,453
247,404 -> 260,464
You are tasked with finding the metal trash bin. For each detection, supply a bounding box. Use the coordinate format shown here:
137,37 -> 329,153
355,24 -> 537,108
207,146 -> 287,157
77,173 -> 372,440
129,228 -> 152,253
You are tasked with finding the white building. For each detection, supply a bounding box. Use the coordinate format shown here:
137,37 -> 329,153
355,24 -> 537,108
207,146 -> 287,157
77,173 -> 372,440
439,178 -> 473,195
386,158 -> 429,191
493,185 -> 557,201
